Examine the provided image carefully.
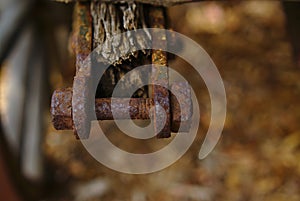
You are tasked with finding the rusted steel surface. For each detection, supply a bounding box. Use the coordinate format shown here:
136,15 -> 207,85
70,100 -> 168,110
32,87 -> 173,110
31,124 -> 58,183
149,7 -> 171,138
51,88 -> 74,130
72,75 -> 93,139
70,2 -> 93,139
70,2 -> 92,72
95,98 -> 154,120
50,82 -> 192,132
170,82 -> 192,132
55,0 -> 201,7
51,88 -> 155,130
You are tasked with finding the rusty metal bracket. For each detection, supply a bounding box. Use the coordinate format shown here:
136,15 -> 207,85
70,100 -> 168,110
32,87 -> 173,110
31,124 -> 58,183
51,3 -> 193,139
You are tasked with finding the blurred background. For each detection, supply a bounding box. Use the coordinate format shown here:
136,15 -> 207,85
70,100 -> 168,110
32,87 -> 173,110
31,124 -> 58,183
1,1 -> 300,201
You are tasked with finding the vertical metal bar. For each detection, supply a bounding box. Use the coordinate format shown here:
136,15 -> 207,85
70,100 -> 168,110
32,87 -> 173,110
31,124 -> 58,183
71,2 -> 93,139
148,7 -> 171,138
70,2 -> 92,74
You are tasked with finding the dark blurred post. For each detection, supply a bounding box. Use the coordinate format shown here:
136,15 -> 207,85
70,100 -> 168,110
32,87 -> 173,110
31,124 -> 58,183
282,2 -> 300,67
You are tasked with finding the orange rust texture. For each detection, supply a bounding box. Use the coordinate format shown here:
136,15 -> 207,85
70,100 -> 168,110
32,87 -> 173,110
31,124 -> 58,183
70,2 -> 92,73
149,7 -> 171,138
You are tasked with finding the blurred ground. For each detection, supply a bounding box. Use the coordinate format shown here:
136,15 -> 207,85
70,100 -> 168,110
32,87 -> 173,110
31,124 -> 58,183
2,1 -> 300,201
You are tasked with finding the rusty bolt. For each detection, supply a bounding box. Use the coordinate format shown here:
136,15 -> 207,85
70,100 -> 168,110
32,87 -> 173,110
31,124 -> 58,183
50,82 -> 192,135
